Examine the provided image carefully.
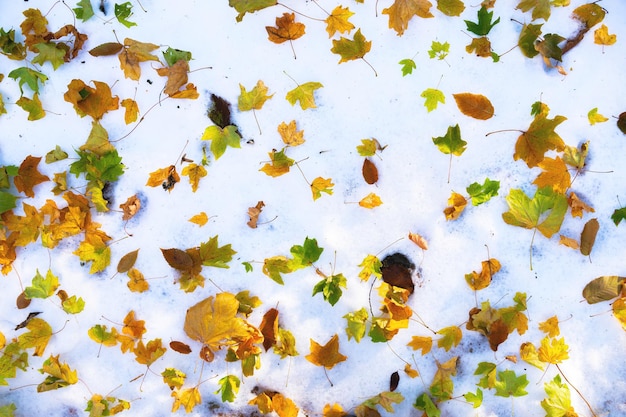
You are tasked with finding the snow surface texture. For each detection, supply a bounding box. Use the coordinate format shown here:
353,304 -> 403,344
1,1 -> 626,416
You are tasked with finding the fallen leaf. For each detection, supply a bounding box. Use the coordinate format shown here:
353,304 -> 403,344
311,177 -> 334,201
465,258 -> 501,291
325,6 -> 355,37
359,193 -> 383,209
323,403 -> 347,417
587,107 -> 608,125
408,335 -> 432,355
127,268 -> 148,292
305,334 -> 347,369
119,194 -> 141,221
278,120 -> 305,146
88,42 -> 123,56
594,24 -> 616,46
121,98 -> 139,124
539,316 -> 560,338
567,192 -> 594,218
444,191 -> 467,220
558,235 -> 579,249
437,0 -> 465,16
156,59 -> 190,97
260,149 -> 294,177
169,341 -> 192,354
146,165 -> 180,192
466,36 -> 492,57
362,158 -> 378,184
37,354 -> 78,392
189,212 -> 209,227
201,125 -> 242,160
382,0 -> 434,36
14,155 -> 49,198
502,187 -> 567,238
453,93 -> 494,120
331,29 -> 371,63
538,336 -> 569,364
266,13 -> 305,44
17,317 -> 52,356
247,201 -> 265,228
171,386 -> 201,413
181,163 -> 207,192
516,0 -> 552,21
64,79 -> 119,120
465,5 -> 499,36
260,308 -> 279,351
285,82 -> 323,110
228,0 -> 277,22
238,80 -> 273,111
117,249 -> 139,273
421,88 -> 445,112
533,156 -> 571,194
381,253 -> 414,294
408,232 -> 428,250
118,38 -> 160,81
580,218 -> 599,256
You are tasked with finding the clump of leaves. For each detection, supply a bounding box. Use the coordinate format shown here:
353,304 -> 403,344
444,178 -> 500,220
467,292 -> 528,351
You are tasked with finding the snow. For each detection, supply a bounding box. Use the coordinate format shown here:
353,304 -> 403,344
1,1 -> 626,416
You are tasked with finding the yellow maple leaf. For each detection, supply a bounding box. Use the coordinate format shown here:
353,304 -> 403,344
127,268 -> 149,293
311,177 -> 334,201
443,191 -> 467,220
146,165 -> 180,191
325,6 -> 355,38
305,334 -> 347,369
612,297 -> 626,330
171,387 -> 201,413
134,338 -> 166,366
156,59 -> 189,96
272,394 -> 299,417
383,0 -> 434,36
533,157 -> 571,194
587,107 -> 608,125
238,80 -> 273,111
17,317 -> 52,356
181,163 -> 207,192
170,83 -> 199,99
121,98 -> 139,124
594,24 -> 616,46
359,192 -> 383,208
3,202 -> 43,246
466,36 -> 492,57
538,336 -> 569,364
520,341 -> 545,370
249,392 -> 274,413
74,232 -> 111,274
118,38 -> 160,81
539,316 -> 560,338
37,354 -> 78,392
404,363 -> 419,378
189,212 -> 209,227
465,258 -> 501,291
278,120 -> 305,146
183,292 -> 261,362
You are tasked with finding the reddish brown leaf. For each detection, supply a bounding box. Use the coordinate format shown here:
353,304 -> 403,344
453,92 -> 494,120
119,194 -> 141,221
170,340 -> 192,354
14,155 -> 49,198
247,201 -> 265,229
260,308 -> 279,351
16,291 -> 31,309
362,158 -> 378,185
117,249 -> 139,273
161,248 -> 194,271
488,319 -> 509,351
266,13 -> 305,44
89,42 -> 124,56
381,253 -> 414,294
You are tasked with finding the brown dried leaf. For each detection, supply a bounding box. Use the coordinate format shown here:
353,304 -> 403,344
568,192 -> 594,218
156,60 -> 189,96
247,201 -> 265,228
580,218 -> 599,256
161,248 -> 194,271
408,232 -> 428,250
117,249 -> 139,273
362,158 -> 378,184
89,42 -> 124,56
120,194 -> 141,220
453,93 -> 494,120
260,308 -> 279,351
170,340 -> 192,354
558,235 -> 579,250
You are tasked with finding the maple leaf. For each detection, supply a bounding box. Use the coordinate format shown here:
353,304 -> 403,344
541,374 -> 578,417
120,195 -> 141,221
466,177 -> 499,205
156,59 -> 190,97
199,235 -> 236,268
437,0 -> 465,16
331,29 -> 371,63
266,13 -> 305,57
323,403 -> 346,417
535,33 -> 565,66
289,237 -> 323,270
465,6 -> 500,36
421,88 -> 445,112
358,254 -> 382,282
382,0 -> 434,36
127,268 -> 149,292
263,256 -> 292,284
73,232 -> 111,273
311,177 -> 334,200
502,187 -> 567,238
17,317 -> 51,356
121,98 -> 139,124
538,336 -> 569,364
260,149 -> 294,177
81,121 -> 114,156
494,370 -> 529,397
465,258 -> 501,290
146,165 -> 180,191
453,93 -> 494,120
313,273 -> 347,306
278,120 -> 305,146
305,334 -> 347,369
86,394 -> 130,416
74,0 -> 95,21
181,163 -> 207,192
399,58 -> 416,76
31,42 -> 66,70
587,107 -> 608,125
612,206 -> 626,226
247,201 -> 264,228
430,356 -> 457,401
118,38 -> 160,81
0,341 -> 29,385
14,155 -> 49,198
428,40 -> 450,60
0,28 -> 26,60
228,0 -> 278,22
8,67 -> 47,95
514,109 -> 566,168
533,157 -> 570,194
183,292 -> 261,362
216,374 -> 240,403
64,79 -> 119,120
518,23 -> 543,58
45,145 -> 68,163
516,0 -> 552,21
16,94 -> 45,120
413,393 -> 440,416
201,125 -> 242,160
37,355 -> 78,392
407,335 -> 433,355
359,193 -> 383,209
286,82 -> 323,110
238,80 -> 273,111
162,368 -> 186,390
171,387 -> 201,413
325,6 -> 355,38
3,202 -> 44,246
61,295 -> 85,314
115,2 -> 137,28
436,326 -> 462,351
344,308 -> 368,342
466,36 -> 493,58
539,316 -> 560,338
362,391 -> 404,413
433,124 -> 466,155
134,338 -> 166,366
24,269 -> 59,299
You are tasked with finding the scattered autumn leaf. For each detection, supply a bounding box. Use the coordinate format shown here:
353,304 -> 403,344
120,194 -> 141,221
444,191 -> 467,220
118,38 -> 160,81
382,0 -> 434,36
266,13 -> 305,44
14,155 -> 49,198
181,163 -> 207,192
285,82 -> 323,110
146,165 -> 180,192
533,156 -> 571,194
247,201 -> 265,228
278,120 -> 305,146
362,158 -> 378,184
408,232 -> 428,250
305,334 -> 347,369
453,93 -> 494,120
189,212 -> 209,227
594,24 -> 616,46
325,6 -> 355,37
120,98 -> 139,124
359,193 -> 383,209
580,218 -> 599,256
331,29 -> 372,63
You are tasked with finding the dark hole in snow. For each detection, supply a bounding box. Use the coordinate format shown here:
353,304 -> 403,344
381,252 -> 415,294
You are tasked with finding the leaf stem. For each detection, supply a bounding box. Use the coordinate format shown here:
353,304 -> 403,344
361,58 -> 378,77
447,153 -> 452,183
485,129 -> 525,137
556,364 -> 597,417
277,2 -> 325,21
252,109 -> 262,135
529,228 -> 537,270
323,367 -> 334,387
289,39 -> 297,59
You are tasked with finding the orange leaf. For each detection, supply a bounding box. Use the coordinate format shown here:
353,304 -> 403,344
169,83 -> 199,99
266,13 -> 305,44
64,79 -> 119,120
260,308 -> 279,351
119,194 -> 141,221
127,268 -> 149,293
118,38 -> 160,81
408,232 -> 428,250
443,191 -> 467,220
538,316 -> 560,338
120,98 -> 139,124
134,338 -> 166,366
325,6 -> 355,38
382,0 -> 434,36
169,341 -> 192,354
305,334 -> 347,369
404,363 -> 419,378
465,258 -> 501,291
311,177 -> 334,201
466,36 -> 492,57
362,158 -> 378,184
568,192 -> 594,218
533,157 -> 571,194
146,165 -> 180,191
272,393 -> 299,417
323,403 -> 347,417
247,201 -> 265,228
514,113 -> 566,168
558,235 -> 579,250
278,120 -> 305,146
14,155 -> 49,198
407,335 -> 432,355
171,386 -> 201,413
2,202 -> 43,246
453,93 -> 494,120
156,60 -> 189,96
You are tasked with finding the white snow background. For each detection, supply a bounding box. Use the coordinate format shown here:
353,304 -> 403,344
1,0 -> 626,416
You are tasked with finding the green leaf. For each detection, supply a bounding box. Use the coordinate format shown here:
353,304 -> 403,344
74,0 -> 95,21
228,0 -> 278,22
16,94 -> 45,120
0,403 -> 17,417
216,374 -> 240,403
162,47 -> 192,66
32,43 -> 66,70
162,368 -> 186,390
330,28 -> 371,63
242,261 -> 253,272
45,146 -> 68,164
518,23 -> 543,58
0,92 -> 6,116
572,3 -> 605,28
464,7 -> 500,36
536,33 -> 565,62
516,0 -> 552,21
437,0 -> 465,16
199,235 -> 236,268
288,237 -> 323,270
502,187 -> 567,238
399,58 -> 416,76
285,81 -> 323,110
612,207 -> 626,226
0,28 -> 26,60
432,124 -> 466,156
436,326 -> 462,351
62,296 -> 85,314
235,290 -> 261,316
428,41 -> 450,60
8,67 -> 48,95
466,178 -> 499,206
362,391 -> 404,413
262,256 -> 293,285
0,342 -> 29,386
494,370 -> 529,398
541,374 -> 577,417
463,388 -> 483,408
0,191 -> 17,214
421,88 -> 445,112
273,328 -> 298,358
413,393 -> 440,417
312,273 -> 347,306
201,125 -> 242,160
115,2 -> 137,28
25,269 -> 60,299
474,361 -> 497,389
343,307 -> 368,342
358,254 -> 382,281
